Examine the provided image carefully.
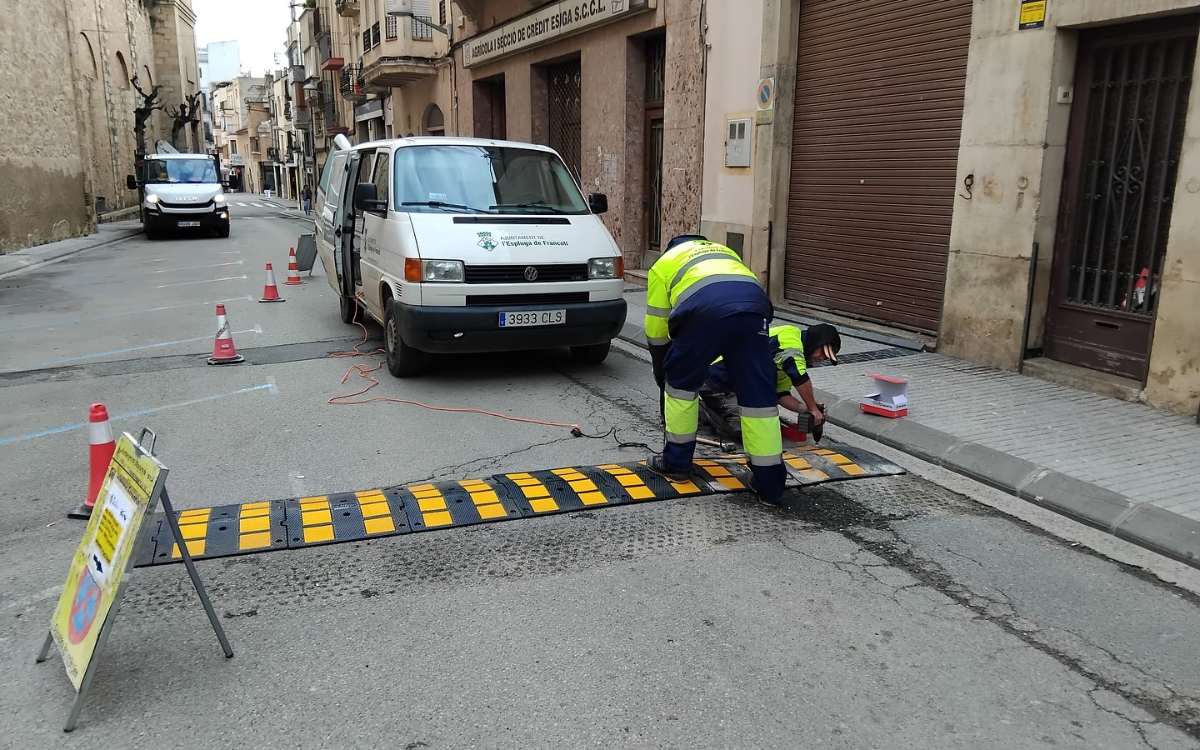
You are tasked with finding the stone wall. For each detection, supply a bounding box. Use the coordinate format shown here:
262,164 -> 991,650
0,0 -> 92,252
0,0 -> 193,252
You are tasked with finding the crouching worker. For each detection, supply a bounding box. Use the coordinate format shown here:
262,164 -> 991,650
700,324 -> 841,443
645,235 -> 785,504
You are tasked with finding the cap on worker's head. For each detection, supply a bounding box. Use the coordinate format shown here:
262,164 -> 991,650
804,323 -> 841,365
666,234 -> 709,251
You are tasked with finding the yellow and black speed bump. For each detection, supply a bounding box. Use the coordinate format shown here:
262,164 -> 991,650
132,439 -> 903,568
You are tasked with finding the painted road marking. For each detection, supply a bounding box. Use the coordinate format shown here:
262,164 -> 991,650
153,260 -> 244,274
156,275 -> 249,289
0,384 -> 278,447
31,327 -> 261,367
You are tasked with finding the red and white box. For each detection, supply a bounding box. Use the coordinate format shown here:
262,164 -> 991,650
861,373 -> 908,418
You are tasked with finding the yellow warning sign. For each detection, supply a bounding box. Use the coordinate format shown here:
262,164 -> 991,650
49,434 -> 162,690
1019,0 -> 1047,29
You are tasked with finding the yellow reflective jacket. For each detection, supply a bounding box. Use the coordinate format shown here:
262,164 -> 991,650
644,240 -> 760,345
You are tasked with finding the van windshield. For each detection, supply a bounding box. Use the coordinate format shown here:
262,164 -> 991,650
393,145 -> 588,214
145,159 -> 218,184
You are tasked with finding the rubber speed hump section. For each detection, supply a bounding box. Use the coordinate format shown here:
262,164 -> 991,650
132,439 -> 903,567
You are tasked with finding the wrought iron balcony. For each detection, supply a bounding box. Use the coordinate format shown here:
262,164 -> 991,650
318,30 -> 344,71
340,65 -> 365,102
335,0 -> 359,17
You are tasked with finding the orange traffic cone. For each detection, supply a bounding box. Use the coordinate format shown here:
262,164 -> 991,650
259,262 -> 285,303
284,247 -> 302,286
207,303 -> 245,365
67,404 -> 117,520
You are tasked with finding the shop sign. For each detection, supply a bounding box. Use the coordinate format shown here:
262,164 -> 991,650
464,0 -> 653,68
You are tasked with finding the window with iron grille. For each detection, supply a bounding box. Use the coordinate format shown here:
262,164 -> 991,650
412,16 -> 434,41
645,34 -> 666,106
439,0 -> 446,25
362,29 -> 371,51
372,22 -> 380,47
385,15 -> 398,40
547,59 -> 583,180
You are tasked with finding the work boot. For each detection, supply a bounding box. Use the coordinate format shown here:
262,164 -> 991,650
647,455 -> 693,483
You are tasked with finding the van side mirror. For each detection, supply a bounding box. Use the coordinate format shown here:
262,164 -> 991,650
354,182 -> 386,213
126,175 -> 138,190
588,192 -> 608,215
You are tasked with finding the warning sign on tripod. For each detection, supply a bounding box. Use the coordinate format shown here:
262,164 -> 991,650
37,429 -> 235,732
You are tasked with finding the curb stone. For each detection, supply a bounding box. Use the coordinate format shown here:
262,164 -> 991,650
613,325 -> 1200,568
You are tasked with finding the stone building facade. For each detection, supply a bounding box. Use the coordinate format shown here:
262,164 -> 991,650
452,0 -> 706,272
696,0 -> 1200,416
0,0 -> 200,252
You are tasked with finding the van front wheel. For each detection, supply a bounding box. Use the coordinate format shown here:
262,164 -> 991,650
384,299 -> 427,378
570,341 -> 611,365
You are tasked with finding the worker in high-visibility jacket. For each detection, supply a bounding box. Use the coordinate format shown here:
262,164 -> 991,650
700,323 -> 842,442
645,234 -> 785,503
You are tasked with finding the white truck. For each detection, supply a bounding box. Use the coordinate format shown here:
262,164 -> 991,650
314,136 -> 627,377
128,153 -> 230,239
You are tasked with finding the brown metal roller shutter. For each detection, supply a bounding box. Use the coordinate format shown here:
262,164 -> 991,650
784,0 -> 971,333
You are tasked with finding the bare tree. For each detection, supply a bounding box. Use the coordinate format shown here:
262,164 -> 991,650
166,91 -> 203,151
131,74 -> 163,158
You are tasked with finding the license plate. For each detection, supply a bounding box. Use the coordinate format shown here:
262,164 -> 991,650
177,221 -> 201,227
499,309 -> 566,328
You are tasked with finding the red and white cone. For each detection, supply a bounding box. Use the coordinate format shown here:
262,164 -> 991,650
207,303 -> 245,365
284,247 -> 302,286
259,262 -> 285,303
68,404 -> 117,520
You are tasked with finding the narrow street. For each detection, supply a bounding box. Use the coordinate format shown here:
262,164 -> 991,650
2,205 -> 1199,749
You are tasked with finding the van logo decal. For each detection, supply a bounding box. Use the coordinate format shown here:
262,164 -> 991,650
476,231 -> 498,251
523,266 -> 539,282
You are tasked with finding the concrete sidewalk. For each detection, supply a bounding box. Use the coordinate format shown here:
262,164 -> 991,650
0,221 -> 142,279
619,287 -> 1200,567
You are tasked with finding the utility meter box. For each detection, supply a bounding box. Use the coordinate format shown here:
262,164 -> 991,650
725,118 -> 752,168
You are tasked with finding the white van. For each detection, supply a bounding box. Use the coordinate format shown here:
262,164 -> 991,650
129,154 -> 230,239
314,136 -> 627,377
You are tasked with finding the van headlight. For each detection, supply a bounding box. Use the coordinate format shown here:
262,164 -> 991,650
214,194 -> 226,205
145,194 -> 160,205
588,256 -> 624,279
405,258 -> 464,282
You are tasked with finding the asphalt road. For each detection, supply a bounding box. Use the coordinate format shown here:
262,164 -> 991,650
1,199 -> 1199,749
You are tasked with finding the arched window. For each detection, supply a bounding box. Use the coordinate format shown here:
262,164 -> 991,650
142,65 -> 154,86
114,51 -> 130,88
422,104 -> 444,136
78,33 -> 97,79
